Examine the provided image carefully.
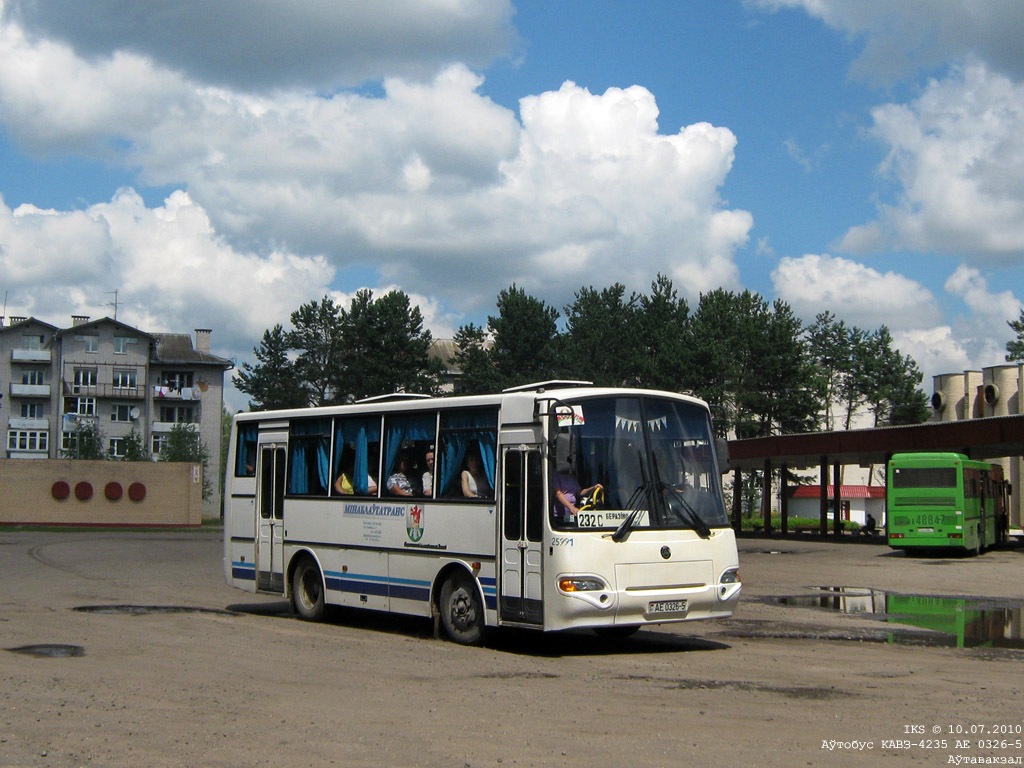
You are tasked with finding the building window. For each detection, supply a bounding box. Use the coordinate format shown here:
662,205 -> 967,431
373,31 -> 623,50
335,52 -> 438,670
162,371 -> 194,389
152,433 -> 168,456
74,368 -> 98,387
22,370 -> 45,385
8,430 -> 48,452
113,369 -> 137,388
72,398 -> 96,416
21,333 -> 44,350
160,405 -> 195,423
21,403 -> 44,419
114,336 -> 134,354
78,334 -> 99,353
109,438 -> 126,458
111,404 -> 133,422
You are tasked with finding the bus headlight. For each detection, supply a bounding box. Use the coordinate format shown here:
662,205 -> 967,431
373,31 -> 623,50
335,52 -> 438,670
557,575 -> 613,610
559,576 -> 606,592
718,568 -> 741,600
720,568 -> 740,584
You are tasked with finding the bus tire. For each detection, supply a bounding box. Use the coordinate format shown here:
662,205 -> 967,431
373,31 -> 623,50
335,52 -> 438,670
291,556 -> 325,621
439,573 -> 484,645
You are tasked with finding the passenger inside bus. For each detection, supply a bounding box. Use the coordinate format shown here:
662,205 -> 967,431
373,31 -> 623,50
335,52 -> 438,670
333,449 -> 378,496
422,449 -> 434,497
387,451 -> 419,496
461,450 -> 493,499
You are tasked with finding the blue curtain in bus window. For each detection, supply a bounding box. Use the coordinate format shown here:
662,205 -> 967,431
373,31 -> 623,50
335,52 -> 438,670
384,413 -> 436,478
235,423 -> 258,476
336,417 -> 381,495
438,410 -> 497,497
289,440 -> 308,494
290,419 -> 330,495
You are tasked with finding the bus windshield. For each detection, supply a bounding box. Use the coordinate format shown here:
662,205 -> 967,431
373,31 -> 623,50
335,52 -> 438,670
552,395 -> 728,532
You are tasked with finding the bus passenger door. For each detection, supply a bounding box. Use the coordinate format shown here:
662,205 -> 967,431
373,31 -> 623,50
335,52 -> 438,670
256,444 -> 286,593
499,447 -> 544,625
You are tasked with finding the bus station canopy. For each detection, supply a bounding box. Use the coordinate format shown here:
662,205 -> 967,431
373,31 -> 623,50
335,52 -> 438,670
727,414 -> 1024,471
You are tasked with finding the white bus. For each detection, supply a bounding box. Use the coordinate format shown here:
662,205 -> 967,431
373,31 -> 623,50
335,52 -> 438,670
223,382 -> 741,644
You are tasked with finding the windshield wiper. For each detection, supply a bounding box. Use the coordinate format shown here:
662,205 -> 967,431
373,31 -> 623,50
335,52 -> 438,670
651,455 -> 712,539
611,452 -> 655,543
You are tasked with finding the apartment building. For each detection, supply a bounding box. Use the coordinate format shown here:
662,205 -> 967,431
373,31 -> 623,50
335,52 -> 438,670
0,315 -> 232,516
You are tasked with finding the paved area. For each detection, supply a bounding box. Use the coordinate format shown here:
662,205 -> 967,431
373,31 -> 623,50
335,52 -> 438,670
1,528 -> 1023,767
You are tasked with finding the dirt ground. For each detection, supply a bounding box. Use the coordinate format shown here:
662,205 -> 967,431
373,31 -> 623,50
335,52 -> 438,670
1,528 -> 1023,768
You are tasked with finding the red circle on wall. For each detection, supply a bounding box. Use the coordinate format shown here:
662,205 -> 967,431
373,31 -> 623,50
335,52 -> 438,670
128,482 -> 147,501
105,482 -> 123,501
52,481 -> 70,500
74,482 -> 93,501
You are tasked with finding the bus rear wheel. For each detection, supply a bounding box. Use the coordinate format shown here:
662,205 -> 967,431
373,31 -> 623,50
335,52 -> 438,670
439,573 -> 484,645
291,557 -> 325,621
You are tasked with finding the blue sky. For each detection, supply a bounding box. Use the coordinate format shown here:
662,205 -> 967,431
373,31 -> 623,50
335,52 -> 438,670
0,0 -> 1022,410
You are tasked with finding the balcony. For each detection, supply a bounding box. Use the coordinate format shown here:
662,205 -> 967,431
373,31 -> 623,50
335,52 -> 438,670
153,386 -> 201,401
63,382 -> 146,399
9,417 -> 49,430
152,420 -> 198,433
11,349 -> 51,363
62,414 -> 98,432
7,449 -> 49,459
10,383 -> 50,397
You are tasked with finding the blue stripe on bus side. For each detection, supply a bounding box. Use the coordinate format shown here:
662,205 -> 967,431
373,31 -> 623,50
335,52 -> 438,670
321,571 -> 497,607
234,562 -> 494,608
232,562 -> 256,581
324,571 -> 432,602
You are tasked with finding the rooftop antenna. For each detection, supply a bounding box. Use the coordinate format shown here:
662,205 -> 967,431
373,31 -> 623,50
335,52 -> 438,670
2,290 -> 7,326
106,289 -> 120,321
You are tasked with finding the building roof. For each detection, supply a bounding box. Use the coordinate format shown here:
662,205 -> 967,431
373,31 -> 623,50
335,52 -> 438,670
53,316 -> 157,341
153,333 -> 233,368
0,317 -> 59,334
789,485 -> 885,499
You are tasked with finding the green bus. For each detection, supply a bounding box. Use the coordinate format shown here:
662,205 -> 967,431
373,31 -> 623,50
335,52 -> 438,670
886,452 -> 1010,555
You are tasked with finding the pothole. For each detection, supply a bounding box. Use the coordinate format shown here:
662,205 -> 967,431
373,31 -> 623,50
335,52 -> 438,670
6,644 -> 85,658
73,604 -> 238,616
764,587 -> 1024,649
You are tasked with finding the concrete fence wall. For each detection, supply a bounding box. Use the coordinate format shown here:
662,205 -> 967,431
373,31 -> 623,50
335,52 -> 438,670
0,460 -> 204,527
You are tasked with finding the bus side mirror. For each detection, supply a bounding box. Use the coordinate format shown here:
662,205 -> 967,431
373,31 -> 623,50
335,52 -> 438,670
555,432 -> 574,474
715,437 -> 730,475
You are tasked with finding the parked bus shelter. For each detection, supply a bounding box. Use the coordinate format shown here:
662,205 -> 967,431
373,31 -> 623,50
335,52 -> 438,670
726,414 -> 1024,537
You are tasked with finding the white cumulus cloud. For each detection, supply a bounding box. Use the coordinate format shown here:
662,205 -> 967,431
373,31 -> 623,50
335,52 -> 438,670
0,5 -> 754,326
770,253 -> 940,331
0,189 -> 336,363
837,63 -> 1024,263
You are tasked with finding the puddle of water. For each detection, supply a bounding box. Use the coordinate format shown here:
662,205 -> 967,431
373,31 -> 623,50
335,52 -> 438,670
772,587 -> 1024,650
73,605 -> 237,616
6,644 -> 85,658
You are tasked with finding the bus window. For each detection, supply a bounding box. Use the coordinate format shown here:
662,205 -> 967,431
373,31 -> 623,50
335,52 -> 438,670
892,467 -> 957,489
383,412 -> 437,498
287,419 -> 331,496
437,409 -> 497,500
332,416 -> 381,496
235,422 -> 258,477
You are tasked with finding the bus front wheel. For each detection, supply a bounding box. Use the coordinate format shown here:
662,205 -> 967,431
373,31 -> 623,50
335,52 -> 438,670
439,573 -> 484,645
291,557 -> 325,621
